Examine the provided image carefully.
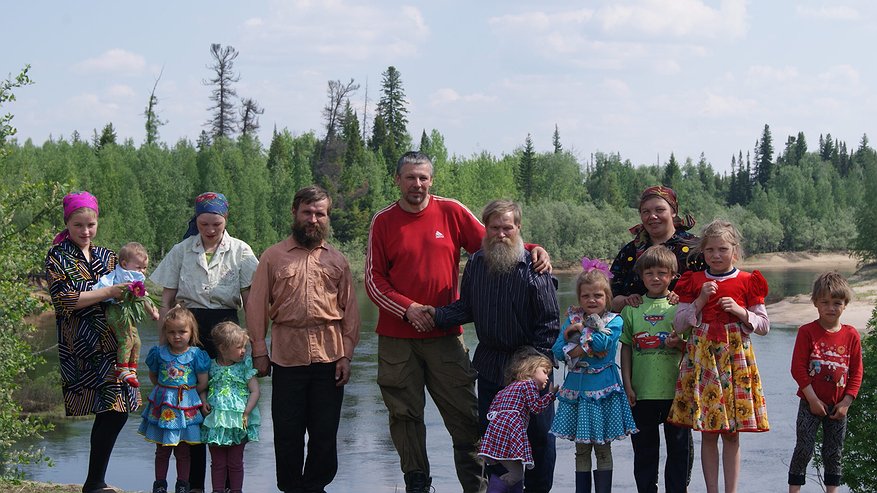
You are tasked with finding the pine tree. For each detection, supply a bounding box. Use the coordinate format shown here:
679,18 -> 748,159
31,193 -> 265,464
517,134 -> 536,203
377,66 -> 410,162
663,153 -> 681,188
756,124 -> 774,185
552,124 -> 562,154
204,43 -> 240,139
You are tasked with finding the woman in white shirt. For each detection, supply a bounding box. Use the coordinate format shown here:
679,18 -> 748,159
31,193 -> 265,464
150,191 -> 258,493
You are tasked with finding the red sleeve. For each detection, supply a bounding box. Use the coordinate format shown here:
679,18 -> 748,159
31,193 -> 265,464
790,322 -> 815,391
456,202 -> 485,255
674,271 -> 698,303
365,212 -> 411,319
746,270 -> 769,306
844,327 -> 863,399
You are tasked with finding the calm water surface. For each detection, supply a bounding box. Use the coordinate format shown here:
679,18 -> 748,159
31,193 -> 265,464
24,268 -> 853,492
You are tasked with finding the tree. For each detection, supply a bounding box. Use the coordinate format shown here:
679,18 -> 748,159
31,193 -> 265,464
842,309 -> 877,493
755,124 -> 774,185
93,122 -> 117,151
0,65 -> 33,157
552,124 -> 562,154
517,134 -> 536,203
663,153 -> 681,189
144,69 -> 166,145
377,66 -> 410,161
238,97 -> 264,137
322,79 -> 359,142
204,43 -> 240,139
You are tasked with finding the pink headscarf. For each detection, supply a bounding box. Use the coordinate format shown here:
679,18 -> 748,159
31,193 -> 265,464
53,191 -> 100,245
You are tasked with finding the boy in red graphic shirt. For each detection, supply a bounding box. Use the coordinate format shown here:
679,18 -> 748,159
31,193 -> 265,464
788,272 -> 863,492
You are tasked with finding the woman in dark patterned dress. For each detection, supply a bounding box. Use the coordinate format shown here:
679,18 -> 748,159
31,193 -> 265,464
609,185 -> 705,311
608,185 -> 704,493
46,191 -> 140,493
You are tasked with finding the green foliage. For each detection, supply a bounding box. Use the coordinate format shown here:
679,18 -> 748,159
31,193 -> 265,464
0,65 -> 33,158
0,181 -> 58,478
851,146 -> 877,262
843,305 -> 877,492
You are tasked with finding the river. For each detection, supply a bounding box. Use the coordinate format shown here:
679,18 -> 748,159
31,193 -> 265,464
22,267 -> 854,492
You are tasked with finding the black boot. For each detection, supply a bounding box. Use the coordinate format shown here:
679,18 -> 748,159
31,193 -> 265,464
151,480 -> 168,493
593,469 -> 612,493
404,470 -> 433,493
174,479 -> 190,493
576,470 -> 592,493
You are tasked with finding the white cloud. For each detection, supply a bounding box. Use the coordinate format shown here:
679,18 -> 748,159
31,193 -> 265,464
747,65 -> 799,83
796,5 -> 860,21
818,64 -> 860,86
69,93 -> 120,119
106,84 -> 136,99
241,1 -> 429,61
602,78 -> 630,97
597,0 -> 747,39
701,91 -> 758,117
653,59 -> 681,75
429,88 -> 496,106
74,49 -> 146,76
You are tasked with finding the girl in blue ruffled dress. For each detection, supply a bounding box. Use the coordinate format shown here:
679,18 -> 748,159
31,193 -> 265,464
139,306 -> 210,493
199,322 -> 260,493
550,259 -> 638,493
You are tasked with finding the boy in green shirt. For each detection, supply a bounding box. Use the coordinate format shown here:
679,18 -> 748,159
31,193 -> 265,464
620,245 -> 690,493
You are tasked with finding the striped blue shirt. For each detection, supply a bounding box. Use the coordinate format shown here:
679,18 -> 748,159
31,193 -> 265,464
434,249 -> 560,384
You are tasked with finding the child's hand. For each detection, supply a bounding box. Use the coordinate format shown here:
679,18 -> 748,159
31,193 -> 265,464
698,281 -> 718,302
667,291 -> 680,305
830,396 -> 854,420
201,402 -> 212,416
242,413 -> 249,428
626,387 -> 637,407
549,383 -> 560,394
665,331 -> 683,350
717,296 -> 746,320
565,323 -> 584,342
807,398 -> 828,417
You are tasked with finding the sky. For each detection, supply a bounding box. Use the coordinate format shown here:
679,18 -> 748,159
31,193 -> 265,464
4,0 -> 877,173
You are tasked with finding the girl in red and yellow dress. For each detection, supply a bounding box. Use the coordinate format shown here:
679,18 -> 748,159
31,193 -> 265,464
667,219 -> 770,493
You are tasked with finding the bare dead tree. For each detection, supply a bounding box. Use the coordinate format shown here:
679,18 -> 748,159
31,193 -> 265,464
322,78 -> 360,143
239,97 -> 265,137
144,66 -> 166,145
203,43 -> 240,139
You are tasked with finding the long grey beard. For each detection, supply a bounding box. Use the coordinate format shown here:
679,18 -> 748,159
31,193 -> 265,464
483,236 -> 525,274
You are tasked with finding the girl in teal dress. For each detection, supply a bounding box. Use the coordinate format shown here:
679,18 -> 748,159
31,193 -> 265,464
199,322 -> 260,493
139,306 -> 210,493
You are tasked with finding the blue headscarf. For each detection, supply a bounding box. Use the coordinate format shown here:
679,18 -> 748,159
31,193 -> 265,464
183,192 -> 229,239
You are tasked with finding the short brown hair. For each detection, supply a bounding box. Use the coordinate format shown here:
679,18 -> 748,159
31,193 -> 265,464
634,245 -> 678,276
503,346 -> 552,386
482,199 -> 522,226
292,185 -> 332,213
118,242 -> 149,264
811,271 -> 854,305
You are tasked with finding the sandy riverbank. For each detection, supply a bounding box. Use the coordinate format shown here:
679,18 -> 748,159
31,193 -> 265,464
742,252 -> 877,331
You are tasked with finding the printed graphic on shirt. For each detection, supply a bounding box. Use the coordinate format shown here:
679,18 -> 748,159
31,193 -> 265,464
643,314 -> 664,326
633,331 -> 674,352
809,341 -> 850,388
435,230 -> 445,239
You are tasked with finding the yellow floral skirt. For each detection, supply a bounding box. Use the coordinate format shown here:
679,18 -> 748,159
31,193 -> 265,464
667,322 -> 769,433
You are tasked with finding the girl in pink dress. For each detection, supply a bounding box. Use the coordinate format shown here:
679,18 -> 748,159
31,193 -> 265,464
667,219 -> 770,493
479,347 -> 558,493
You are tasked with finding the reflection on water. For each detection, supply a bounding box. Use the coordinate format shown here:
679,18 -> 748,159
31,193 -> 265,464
24,268 -> 853,492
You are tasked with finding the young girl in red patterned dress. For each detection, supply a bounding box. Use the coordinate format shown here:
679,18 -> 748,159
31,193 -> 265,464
667,219 -> 770,493
479,347 -> 558,493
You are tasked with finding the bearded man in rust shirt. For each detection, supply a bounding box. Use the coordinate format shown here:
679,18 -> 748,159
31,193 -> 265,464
247,185 -> 360,493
